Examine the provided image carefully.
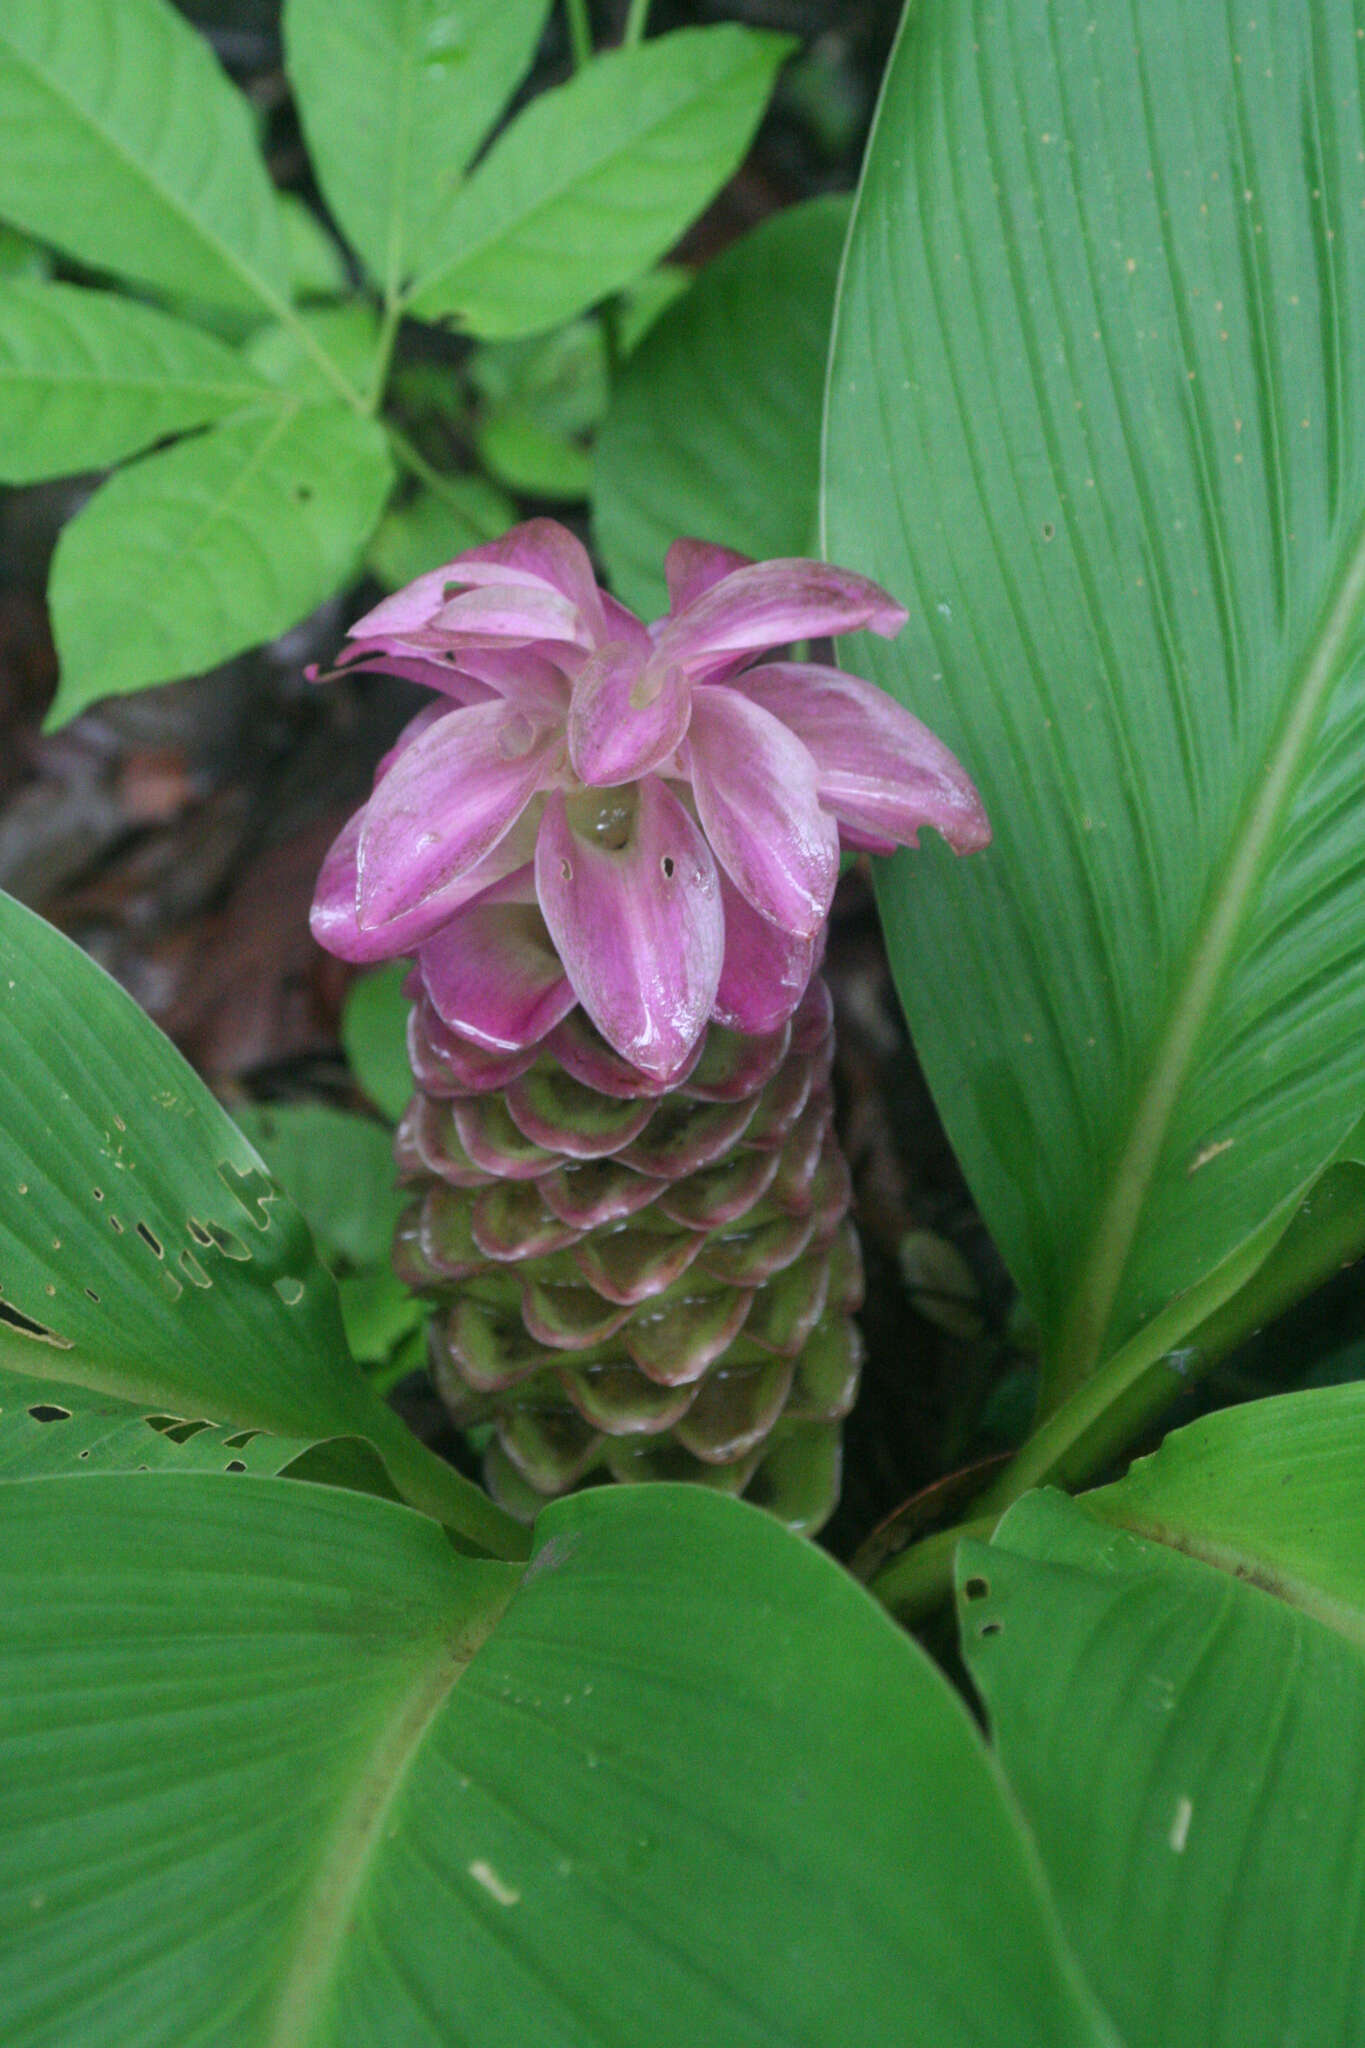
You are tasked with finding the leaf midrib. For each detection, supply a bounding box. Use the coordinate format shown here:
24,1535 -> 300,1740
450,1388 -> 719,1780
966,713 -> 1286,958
1051,501 -> 1365,1396
262,1588 -> 516,2048
0,29 -> 285,317
0,32 -> 365,409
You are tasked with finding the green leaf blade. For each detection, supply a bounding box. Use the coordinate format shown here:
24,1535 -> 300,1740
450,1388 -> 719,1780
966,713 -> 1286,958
595,196 -> 848,616
407,28 -> 793,339
0,0 -> 290,314
0,893 -> 520,1552
49,402 -> 395,717
0,281 -> 272,483
962,1484 -> 1365,2048
1,1477 -> 1115,2048
284,0 -> 553,294
825,0 -> 1365,1391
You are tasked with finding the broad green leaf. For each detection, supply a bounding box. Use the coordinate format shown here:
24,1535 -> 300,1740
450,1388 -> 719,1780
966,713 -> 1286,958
596,195 -> 849,616
0,893 -> 522,1552
825,0 -> 1365,1401
49,401 -> 395,719
230,1103 -> 406,1269
0,1364 -> 398,1495
0,0 -> 290,314
1085,1382 -> 1365,1630
341,960 -> 416,1120
961,1482 -> 1365,2048
284,0 -> 553,294
366,478 -> 515,591
0,281 -> 272,484
407,28 -> 793,339
1,1477 -> 1115,2048
0,223 -> 48,281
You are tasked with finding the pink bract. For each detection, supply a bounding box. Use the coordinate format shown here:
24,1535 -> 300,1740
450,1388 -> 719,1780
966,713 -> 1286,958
310,521 -> 989,1081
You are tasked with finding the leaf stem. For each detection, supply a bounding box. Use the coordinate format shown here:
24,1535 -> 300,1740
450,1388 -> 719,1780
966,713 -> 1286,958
621,0 -> 653,46
383,424 -> 479,513
564,0 -> 593,68
870,1153 -> 1365,1623
364,1403 -> 532,1559
367,299 -> 405,413
866,1516 -> 1000,1624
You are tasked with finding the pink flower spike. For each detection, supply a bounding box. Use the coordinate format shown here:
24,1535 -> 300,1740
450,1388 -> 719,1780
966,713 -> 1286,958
356,701 -> 556,931
535,781 -> 723,1080
664,538 -> 754,614
712,871 -> 817,1035
686,686 -> 839,939
327,637 -> 500,704
737,663 -> 991,854
311,810 -> 537,962
427,581 -> 589,648
419,900 -> 576,1052
656,558 -> 910,680
449,647 -> 571,722
441,520 -> 608,641
568,644 -> 691,787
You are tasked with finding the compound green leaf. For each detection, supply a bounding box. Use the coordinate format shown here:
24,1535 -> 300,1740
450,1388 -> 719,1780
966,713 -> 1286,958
595,196 -> 849,616
0,893 -> 522,1552
407,28 -> 792,339
0,281 -> 271,484
825,0 -> 1365,1402
49,401 -> 394,718
961,1481 -> 1365,2047
284,0 -> 553,294
0,0 -> 289,314
0,1477 -> 1116,2047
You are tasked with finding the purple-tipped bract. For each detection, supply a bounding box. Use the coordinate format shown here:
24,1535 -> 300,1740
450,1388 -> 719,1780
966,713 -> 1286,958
311,520 -> 988,1081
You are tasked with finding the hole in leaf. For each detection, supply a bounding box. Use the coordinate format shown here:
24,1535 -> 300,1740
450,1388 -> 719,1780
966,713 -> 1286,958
274,1276 -> 304,1306
136,1222 -> 164,1258
661,856 -> 675,879
223,1429 -> 261,1449
27,1405 -> 71,1424
92,1188 -> 103,1201
77,1448 -> 90,1459
159,1419 -> 210,1445
0,1300 -> 72,1348
1041,521 -> 1056,542
205,1222 -> 250,1261
979,1619 -> 1003,1638
84,1289 -> 100,1303
178,1250 -> 212,1289
225,1459 -> 247,1473
560,858 -> 573,881
963,1575 -> 990,1602
216,1160 -> 277,1231
186,1218 -> 213,1247
109,1215 -> 124,1234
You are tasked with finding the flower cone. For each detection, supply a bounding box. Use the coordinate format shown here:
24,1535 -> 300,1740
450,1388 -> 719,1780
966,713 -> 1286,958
394,977 -> 862,1533
308,521 -> 990,1535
